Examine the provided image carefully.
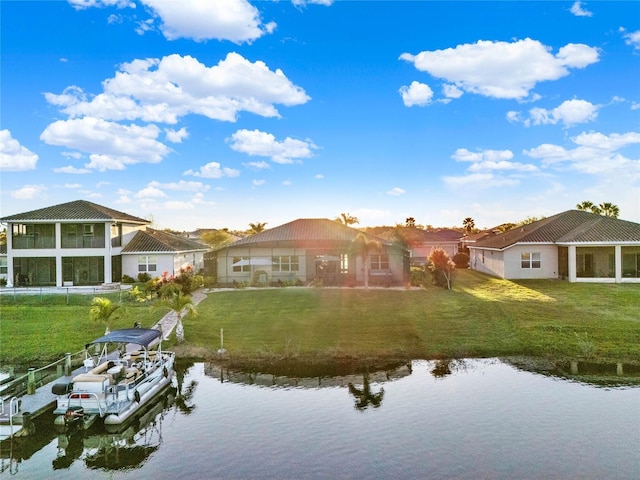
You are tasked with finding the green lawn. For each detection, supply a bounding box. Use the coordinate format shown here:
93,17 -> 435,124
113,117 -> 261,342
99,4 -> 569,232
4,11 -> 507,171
1,270 -> 638,366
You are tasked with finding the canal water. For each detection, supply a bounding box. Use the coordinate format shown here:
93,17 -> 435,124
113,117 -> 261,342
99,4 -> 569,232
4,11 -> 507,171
2,358 -> 639,479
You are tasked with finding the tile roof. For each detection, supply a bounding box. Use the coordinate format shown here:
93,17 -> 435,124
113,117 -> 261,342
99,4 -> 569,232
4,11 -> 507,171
0,200 -> 149,224
121,228 -> 210,253
219,218 -> 392,250
366,226 -> 462,245
473,210 -> 640,250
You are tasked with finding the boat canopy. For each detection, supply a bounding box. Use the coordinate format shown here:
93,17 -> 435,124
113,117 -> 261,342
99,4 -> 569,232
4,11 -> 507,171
86,328 -> 162,349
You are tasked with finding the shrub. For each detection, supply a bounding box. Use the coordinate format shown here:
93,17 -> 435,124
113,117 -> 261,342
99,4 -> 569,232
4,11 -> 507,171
452,252 -> 470,269
410,266 -> 427,286
428,248 -> 456,290
122,274 -> 136,284
137,272 -> 152,283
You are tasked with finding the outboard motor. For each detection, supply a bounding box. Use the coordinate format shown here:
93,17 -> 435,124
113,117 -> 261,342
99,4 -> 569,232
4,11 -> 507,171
64,406 -> 85,427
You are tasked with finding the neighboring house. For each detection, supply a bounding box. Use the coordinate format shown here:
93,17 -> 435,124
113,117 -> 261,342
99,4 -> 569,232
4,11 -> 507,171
0,200 -> 207,287
212,218 -> 409,286
366,227 -> 462,265
460,230 -> 498,252
468,210 -> 640,283
121,228 -> 209,279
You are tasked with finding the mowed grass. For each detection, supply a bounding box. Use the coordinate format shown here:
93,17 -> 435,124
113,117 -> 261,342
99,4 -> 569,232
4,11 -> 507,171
181,270 -> 640,364
1,270 -> 638,365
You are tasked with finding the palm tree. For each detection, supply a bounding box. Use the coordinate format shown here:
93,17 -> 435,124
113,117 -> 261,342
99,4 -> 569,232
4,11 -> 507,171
89,297 -> 121,334
462,217 -> 475,236
335,213 -> 359,225
598,202 -> 620,218
349,233 -> 382,289
576,201 -> 601,214
161,291 -> 198,343
247,222 -> 267,234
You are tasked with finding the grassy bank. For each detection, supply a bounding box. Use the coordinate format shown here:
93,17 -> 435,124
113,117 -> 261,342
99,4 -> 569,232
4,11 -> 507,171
1,270 -> 638,366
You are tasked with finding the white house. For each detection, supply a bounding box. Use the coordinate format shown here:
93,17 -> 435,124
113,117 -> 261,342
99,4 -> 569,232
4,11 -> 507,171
469,210 -> 640,283
0,200 -> 208,287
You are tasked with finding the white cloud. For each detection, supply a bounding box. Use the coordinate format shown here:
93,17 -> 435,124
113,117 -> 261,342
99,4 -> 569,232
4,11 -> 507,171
282,180 -> 292,186
68,0 -> 134,9
252,179 -> 266,187
40,117 -> 170,169
53,165 -> 91,174
165,127 -> 188,143
445,148 -> 538,188
140,0 -> 275,43
508,99 -> 599,127
10,184 -> 47,200
45,53 -> 309,125
570,1 -> 592,17
399,81 -> 433,107
292,0 -> 334,6
452,148 -> 514,163
228,129 -> 318,164
620,28 -> 640,50
183,161 -> 240,178
0,130 -> 39,171
135,186 -> 167,199
400,38 -> 599,100
149,180 -> 209,192
524,131 -> 640,175
243,160 -> 271,170
61,183 -> 82,189
442,84 -> 463,99
387,187 -> 406,196
315,174 -> 324,179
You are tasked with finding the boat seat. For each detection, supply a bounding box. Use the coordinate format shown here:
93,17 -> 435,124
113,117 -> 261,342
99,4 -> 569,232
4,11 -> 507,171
72,373 -> 112,384
122,368 -> 140,384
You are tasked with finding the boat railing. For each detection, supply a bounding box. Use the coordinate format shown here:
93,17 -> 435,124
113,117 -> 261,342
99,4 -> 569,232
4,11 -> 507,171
70,392 -> 104,417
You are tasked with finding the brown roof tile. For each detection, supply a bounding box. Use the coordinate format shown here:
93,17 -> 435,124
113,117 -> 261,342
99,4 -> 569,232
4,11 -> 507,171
1,200 -> 149,224
219,218 -> 393,250
473,210 -> 640,250
122,228 -> 209,253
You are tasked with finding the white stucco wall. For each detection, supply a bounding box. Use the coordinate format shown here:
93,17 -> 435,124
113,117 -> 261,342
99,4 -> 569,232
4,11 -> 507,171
471,244 -> 559,280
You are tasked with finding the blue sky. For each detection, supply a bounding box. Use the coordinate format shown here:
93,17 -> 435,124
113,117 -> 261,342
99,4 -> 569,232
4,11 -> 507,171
1,0 -> 639,231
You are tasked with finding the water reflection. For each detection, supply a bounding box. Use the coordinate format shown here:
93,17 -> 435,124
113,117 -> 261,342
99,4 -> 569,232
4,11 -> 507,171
2,358 -> 639,479
52,385 -> 175,471
348,372 -> 385,410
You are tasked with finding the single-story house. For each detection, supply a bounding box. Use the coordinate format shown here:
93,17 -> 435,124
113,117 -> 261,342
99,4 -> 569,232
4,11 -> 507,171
468,210 -> 640,283
365,227 -> 462,265
121,228 -> 209,280
0,200 -> 208,287
211,218 -> 410,286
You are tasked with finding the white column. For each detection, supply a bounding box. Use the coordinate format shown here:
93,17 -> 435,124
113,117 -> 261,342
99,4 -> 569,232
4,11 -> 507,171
567,245 -> 577,282
103,223 -> 112,283
615,245 -> 622,283
55,223 -> 63,287
6,223 -> 13,287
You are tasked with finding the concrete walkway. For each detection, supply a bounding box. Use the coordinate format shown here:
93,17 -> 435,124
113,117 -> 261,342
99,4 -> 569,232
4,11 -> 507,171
151,289 -> 208,341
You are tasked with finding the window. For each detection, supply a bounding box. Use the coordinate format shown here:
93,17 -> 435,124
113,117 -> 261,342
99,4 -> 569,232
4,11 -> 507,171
272,256 -> 299,272
521,252 -> 541,269
370,254 -> 389,270
138,255 -> 157,273
232,257 -> 250,272
0,258 -> 7,275
83,224 -> 94,236
11,223 -> 55,249
340,254 -> 349,273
